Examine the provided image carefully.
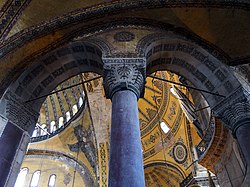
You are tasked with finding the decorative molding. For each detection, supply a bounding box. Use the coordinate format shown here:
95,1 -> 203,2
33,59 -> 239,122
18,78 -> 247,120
0,0 -> 31,39
103,58 -> 146,99
99,142 -> 109,187
138,32 -> 229,63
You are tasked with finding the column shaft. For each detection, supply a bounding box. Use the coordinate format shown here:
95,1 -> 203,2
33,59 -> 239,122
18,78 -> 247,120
108,90 -> 145,187
0,120 -> 29,187
236,123 -> 250,186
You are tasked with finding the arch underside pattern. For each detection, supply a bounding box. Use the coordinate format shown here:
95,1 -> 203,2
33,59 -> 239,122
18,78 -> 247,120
144,162 -> 185,187
0,42 -> 103,133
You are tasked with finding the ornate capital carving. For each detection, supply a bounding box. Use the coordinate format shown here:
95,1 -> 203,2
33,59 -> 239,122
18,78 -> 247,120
2,91 -> 39,133
103,58 -> 146,99
212,86 -> 250,136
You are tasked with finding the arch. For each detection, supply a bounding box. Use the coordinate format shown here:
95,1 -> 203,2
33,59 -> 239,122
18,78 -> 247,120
0,41 -> 103,134
0,41 -> 103,186
26,149 -> 96,187
144,162 -> 185,186
142,34 -> 248,128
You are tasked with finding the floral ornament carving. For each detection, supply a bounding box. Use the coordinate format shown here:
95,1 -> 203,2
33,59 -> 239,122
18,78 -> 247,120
103,58 -> 146,99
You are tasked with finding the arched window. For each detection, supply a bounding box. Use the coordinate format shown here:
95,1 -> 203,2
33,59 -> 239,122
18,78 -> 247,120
58,117 -> 64,128
14,168 -> 28,187
30,170 -> 41,187
41,124 -> 47,136
32,127 -> 38,137
78,97 -> 83,107
50,121 -> 56,133
66,111 -> 71,122
48,174 -> 56,187
160,121 -> 170,134
72,104 -> 78,115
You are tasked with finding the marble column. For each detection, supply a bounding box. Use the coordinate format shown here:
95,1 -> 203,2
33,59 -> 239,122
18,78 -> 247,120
0,117 -> 30,187
234,120 -> 250,186
103,59 -> 146,187
0,91 -> 38,187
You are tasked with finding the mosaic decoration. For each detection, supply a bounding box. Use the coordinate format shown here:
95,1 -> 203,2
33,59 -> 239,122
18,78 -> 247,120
63,173 -> 71,185
99,143 -> 108,187
169,137 -> 188,167
0,0 -> 31,39
114,31 -> 135,42
173,142 -> 187,164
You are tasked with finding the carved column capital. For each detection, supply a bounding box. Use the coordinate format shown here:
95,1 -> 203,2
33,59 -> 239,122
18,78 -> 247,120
212,86 -> 250,136
2,90 -> 39,133
103,58 -> 146,99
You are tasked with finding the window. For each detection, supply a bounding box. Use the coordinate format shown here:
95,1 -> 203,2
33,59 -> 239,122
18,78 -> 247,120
78,97 -> 83,107
41,124 -> 47,136
160,121 -> 170,134
72,104 -> 78,115
48,174 -> 56,187
58,117 -> 64,128
50,121 -> 56,133
66,111 -> 71,122
32,128 -> 38,137
14,168 -> 28,187
30,170 -> 41,187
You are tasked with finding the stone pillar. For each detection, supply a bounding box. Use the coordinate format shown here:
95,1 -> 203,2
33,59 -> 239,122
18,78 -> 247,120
0,91 -> 38,187
213,87 -> 250,187
103,58 -> 146,187
0,116 -> 30,187
233,120 -> 250,186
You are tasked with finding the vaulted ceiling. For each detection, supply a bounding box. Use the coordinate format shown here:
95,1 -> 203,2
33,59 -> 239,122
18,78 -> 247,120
1,1 -> 249,186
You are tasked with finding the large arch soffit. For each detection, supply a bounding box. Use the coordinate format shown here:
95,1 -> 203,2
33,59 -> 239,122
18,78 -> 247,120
0,42 -> 103,133
144,161 -> 185,180
143,34 -> 241,109
5,41 -> 103,109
